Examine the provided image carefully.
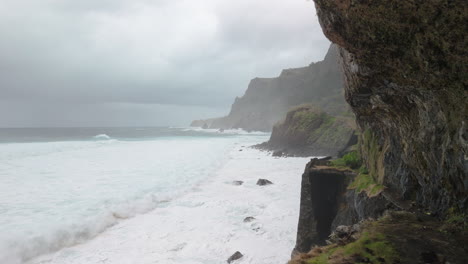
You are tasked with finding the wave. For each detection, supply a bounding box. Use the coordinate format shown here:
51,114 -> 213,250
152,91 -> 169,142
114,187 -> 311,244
1,193 -> 176,264
182,127 -> 269,136
93,134 -> 112,140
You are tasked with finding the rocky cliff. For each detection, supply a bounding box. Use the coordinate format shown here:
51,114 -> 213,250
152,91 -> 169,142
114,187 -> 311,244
256,105 -> 356,157
291,1 -> 467,263
190,44 -> 348,131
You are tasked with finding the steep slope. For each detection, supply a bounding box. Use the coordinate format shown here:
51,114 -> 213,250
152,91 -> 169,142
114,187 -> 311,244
256,105 -> 356,157
190,44 -> 348,131
290,0 -> 467,263
314,0 -> 467,215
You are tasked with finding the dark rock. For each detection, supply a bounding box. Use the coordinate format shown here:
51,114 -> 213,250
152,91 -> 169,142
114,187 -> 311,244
313,0 -> 467,215
243,217 -> 256,222
272,150 -> 283,157
239,149 -> 243,151
309,156 -> 332,167
292,162 -> 393,257
227,251 -> 243,263
328,224 -> 361,245
256,179 -> 273,186
232,181 -> 243,186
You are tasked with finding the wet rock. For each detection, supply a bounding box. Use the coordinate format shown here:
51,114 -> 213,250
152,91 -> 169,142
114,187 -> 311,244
232,181 -> 243,186
227,251 -> 243,263
272,150 -> 283,157
243,216 -> 256,222
256,179 -> 273,186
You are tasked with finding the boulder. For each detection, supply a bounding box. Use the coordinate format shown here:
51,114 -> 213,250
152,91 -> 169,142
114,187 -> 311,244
272,150 -> 283,157
243,217 -> 256,223
227,251 -> 243,263
256,179 -> 273,186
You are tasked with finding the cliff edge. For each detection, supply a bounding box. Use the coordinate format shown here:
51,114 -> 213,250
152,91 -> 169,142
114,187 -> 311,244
291,1 -> 467,263
191,44 -> 348,132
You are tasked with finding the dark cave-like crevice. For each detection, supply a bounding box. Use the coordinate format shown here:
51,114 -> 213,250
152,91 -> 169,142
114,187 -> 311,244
309,170 -> 347,244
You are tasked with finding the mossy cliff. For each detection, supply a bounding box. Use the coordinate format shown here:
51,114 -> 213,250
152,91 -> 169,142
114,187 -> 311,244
314,0 -> 467,215
290,1 -> 467,263
256,105 -> 356,157
291,211 -> 467,264
190,44 -> 349,132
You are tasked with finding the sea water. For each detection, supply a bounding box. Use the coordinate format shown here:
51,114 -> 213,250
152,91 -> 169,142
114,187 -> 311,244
0,127 -> 310,264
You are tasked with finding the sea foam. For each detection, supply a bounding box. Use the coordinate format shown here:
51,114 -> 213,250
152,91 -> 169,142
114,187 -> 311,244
1,135 -> 256,263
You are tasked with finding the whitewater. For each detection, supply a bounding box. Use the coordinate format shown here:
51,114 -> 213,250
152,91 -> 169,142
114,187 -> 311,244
0,128 -> 310,264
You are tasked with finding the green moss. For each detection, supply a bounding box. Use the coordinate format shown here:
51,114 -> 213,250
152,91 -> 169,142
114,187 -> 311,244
440,212 -> 468,232
349,173 -> 384,196
331,151 -> 361,169
360,129 -> 385,184
343,232 -> 398,264
305,231 -> 398,264
306,248 -> 337,264
295,211 -> 467,264
291,110 -> 325,131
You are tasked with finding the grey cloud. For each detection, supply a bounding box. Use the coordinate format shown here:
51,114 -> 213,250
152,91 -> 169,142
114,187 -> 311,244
0,0 -> 330,126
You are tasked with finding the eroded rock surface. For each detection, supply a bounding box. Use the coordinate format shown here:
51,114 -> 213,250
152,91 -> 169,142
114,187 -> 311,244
314,0 -> 467,215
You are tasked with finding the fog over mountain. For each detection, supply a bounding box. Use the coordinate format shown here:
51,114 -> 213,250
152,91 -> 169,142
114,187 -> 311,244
0,0 -> 330,127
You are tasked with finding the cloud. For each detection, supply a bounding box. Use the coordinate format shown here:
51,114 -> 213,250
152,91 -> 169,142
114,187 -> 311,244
0,0 -> 330,126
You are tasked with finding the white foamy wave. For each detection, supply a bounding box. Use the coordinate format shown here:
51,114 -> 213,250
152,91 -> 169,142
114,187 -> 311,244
93,134 -> 111,140
183,127 -> 270,136
0,192 -> 187,264
1,136 -> 250,263
28,146 -> 310,264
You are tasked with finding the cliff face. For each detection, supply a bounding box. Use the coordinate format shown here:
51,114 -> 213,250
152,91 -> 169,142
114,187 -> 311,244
191,44 -> 348,131
291,0 -> 467,262
256,105 -> 356,157
315,0 -> 467,214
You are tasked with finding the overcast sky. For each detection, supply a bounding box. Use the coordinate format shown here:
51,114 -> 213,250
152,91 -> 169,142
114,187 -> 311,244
0,0 -> 330,127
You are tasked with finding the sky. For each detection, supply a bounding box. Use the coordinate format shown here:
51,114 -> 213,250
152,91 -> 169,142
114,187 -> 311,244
0,0 -> 330,127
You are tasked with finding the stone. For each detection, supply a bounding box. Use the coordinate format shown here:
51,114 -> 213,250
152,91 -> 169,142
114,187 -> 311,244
243,216 -> 255,222
256,179 -> 273,186
272,150 -> 283,157
232,181 -> 243,186
227,251 -> 243,263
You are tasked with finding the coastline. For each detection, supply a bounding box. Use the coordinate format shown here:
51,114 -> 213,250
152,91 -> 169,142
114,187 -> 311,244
28,145 -> 311,264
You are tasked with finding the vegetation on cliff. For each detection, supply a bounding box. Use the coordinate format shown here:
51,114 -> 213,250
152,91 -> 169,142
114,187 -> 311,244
257,105 -> 356,157
290,211 -> 468,264
315,0 -> 467,215
290,1 -> 467,263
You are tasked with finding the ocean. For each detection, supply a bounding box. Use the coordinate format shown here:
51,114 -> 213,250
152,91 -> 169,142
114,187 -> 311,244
0,127 -> 309,264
